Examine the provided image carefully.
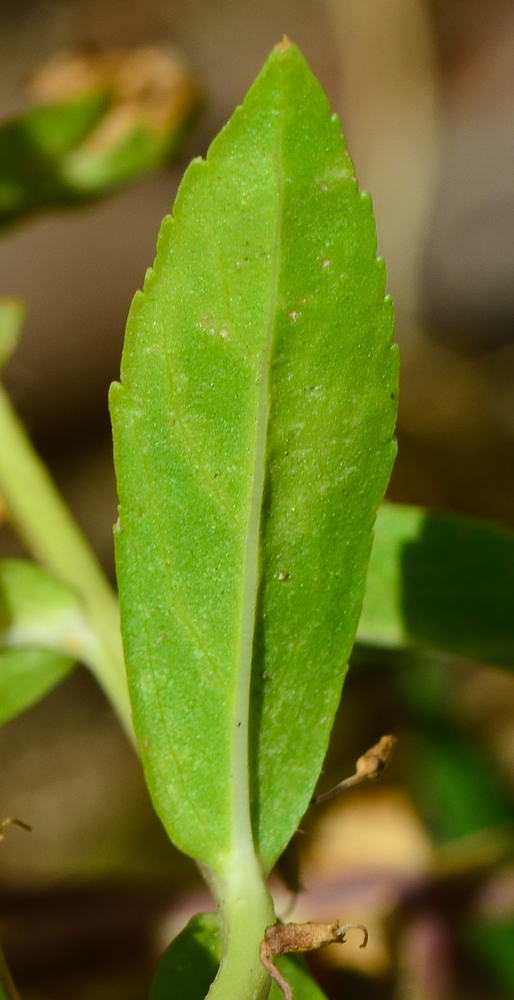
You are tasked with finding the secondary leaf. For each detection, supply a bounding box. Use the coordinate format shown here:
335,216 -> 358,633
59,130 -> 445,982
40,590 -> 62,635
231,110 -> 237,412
269,955 -> 330,1000
0,558 -> 99,664
0,558 -> 85,725
0,46 -> 199,229
0,366 -> 131,735
0,648 -> 73,727
406,729 -> 513,844
150,913 -> 221,1000
0,558 -> 117,726
358,502 -> 514,668
465,920 -> 514,995
111,40 -> 397,879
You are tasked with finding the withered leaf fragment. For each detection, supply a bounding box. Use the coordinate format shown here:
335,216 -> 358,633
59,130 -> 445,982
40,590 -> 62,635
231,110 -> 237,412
260,921 -> 368,1000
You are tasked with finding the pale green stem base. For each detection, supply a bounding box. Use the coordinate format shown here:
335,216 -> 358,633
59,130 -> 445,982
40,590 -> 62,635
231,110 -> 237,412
0,385 -> 133,739
206,851 -> 275,1000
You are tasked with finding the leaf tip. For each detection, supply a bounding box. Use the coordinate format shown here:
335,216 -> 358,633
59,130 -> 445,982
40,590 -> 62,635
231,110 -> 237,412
108,378 -> 121,399
276,35 -> 294,53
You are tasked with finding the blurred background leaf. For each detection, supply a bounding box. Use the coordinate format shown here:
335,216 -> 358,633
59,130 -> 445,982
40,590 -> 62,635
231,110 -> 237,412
0,44 -> 200,230
0,647 -> 73,728
359,503 -> 514,670
0,298 -> 24,371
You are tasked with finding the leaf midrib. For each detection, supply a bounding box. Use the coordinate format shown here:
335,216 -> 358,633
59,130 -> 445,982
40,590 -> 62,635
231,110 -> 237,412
230,99 -> 284,860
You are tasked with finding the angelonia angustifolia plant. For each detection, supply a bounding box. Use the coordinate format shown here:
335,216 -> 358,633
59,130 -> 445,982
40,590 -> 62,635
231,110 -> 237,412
4,33 -> 514,1000
109,38 -> 397,1000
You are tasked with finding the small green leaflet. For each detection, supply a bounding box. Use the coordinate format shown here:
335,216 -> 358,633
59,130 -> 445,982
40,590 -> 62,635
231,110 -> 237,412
0,558 -> 106,726
0,93 -> 107,227
0,60 -> 199,230
406,729 -> 513,845
358,503 -> 514,668
465,920 -> 514,995
150,913 -> 221,1000
0,648 -> 72,727
111,41 -> 397,877
0,306 -> 78,727
0,558 -> 97,661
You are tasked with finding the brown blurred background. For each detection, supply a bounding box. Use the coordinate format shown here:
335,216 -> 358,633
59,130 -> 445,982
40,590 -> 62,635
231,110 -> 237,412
2,1 -> 514,998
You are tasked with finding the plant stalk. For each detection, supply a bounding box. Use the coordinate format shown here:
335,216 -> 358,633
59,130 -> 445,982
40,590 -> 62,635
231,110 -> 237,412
207,852 -> 275,1000
0,384 -> 133,739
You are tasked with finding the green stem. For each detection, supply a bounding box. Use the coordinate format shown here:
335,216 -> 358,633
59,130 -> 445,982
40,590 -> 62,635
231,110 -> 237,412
0,384 -> 133,739
207,853 -> 275,1000
0,946 -> 20,1000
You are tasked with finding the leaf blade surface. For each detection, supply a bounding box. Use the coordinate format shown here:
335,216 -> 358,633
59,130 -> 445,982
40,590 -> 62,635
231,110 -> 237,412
111,42 -> 397,876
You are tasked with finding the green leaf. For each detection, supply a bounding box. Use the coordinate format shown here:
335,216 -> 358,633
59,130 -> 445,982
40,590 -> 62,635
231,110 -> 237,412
111,39 -> 397,880
0,557 -> 92,724
0,378 -> 132,736
0,49 -> 200,229
0,299 -> 25,373
0,558 -> 98,665
151,912 -> 329,1000
405,730 -> 513,844
19,92 -> 109,159
0,648 -> 73,727
0,93 -> 108,224
270,956 -> 330,1000
358,502 -> 514,669
0,558 -> 124,725
61,111 -> 196,194
464,920 -> 514,993
150,913 -> 221,1000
